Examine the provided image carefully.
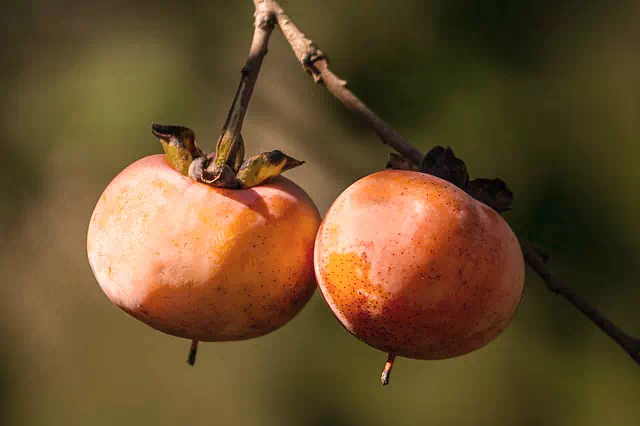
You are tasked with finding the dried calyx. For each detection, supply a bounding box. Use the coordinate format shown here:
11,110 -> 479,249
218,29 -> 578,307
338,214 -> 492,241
151,123 -> 304,189
151,124 -> 203,176
386,146 -> 514,213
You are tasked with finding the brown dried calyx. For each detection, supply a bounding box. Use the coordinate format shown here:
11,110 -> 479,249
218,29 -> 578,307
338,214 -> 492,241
151,123 -> 303,189
386,146 -> 513,213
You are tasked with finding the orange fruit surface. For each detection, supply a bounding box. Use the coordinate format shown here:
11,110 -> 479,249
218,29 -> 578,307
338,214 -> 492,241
88,155 -> 320,341
314,170 -> 524,359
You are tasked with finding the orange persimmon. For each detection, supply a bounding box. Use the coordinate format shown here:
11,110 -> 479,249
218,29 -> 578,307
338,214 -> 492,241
314,169 -> 524,380
87,154 -> 320,343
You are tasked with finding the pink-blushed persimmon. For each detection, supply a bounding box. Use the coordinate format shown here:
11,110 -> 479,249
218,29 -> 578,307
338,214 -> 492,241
314,169 -> 524,383
88,154 -> 320,346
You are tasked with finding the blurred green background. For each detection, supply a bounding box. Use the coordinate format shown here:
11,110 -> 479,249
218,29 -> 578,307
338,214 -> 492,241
2,0 -> 639,425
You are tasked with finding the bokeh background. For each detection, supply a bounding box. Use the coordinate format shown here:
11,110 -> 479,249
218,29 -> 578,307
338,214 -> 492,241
2,1 -> 639,425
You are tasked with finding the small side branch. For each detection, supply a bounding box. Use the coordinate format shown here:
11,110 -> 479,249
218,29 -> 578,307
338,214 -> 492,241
520,240 -> 640,365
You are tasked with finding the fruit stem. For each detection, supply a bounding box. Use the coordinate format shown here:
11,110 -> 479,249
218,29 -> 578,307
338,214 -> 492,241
380,351 -> 396,386
187,340 -> 199,366
212,7 -> 275,168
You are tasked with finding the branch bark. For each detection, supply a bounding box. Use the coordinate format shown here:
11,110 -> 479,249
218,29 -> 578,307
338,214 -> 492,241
520,240 -> 640,364
218,3 -> 275,144
251,0 -> 640,366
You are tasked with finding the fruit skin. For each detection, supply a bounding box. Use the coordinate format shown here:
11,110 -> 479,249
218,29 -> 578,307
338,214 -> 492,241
314,169 -> 524,360
87,154 -> 320,342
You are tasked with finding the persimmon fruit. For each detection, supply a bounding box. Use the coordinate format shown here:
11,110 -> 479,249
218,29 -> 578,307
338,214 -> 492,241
87,123 -> 319,365
314,169 -> 524,384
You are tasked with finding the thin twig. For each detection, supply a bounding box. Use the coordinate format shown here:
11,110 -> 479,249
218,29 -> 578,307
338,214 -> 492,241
520,240 -> 640,365
252,0 -> 640,366
218,2 -> 276,140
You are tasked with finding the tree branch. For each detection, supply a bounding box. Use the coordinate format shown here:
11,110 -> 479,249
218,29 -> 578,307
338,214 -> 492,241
253,0 -> 423,166
520,240 -> 640,364
251,0 -> 640,366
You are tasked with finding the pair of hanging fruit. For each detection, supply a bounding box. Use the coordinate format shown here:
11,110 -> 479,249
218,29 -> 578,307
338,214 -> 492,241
87,122 -> 524,383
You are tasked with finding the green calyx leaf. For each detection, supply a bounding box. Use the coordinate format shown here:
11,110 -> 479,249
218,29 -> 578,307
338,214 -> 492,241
152,123 -> 305,189
152,123 -> 203,176
236,150 -> 304,188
